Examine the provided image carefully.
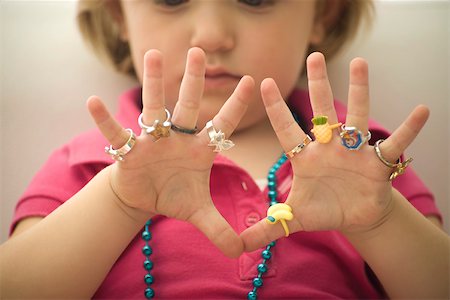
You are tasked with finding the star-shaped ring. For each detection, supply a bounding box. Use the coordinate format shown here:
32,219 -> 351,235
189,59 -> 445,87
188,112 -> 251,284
138,109 -> 172,141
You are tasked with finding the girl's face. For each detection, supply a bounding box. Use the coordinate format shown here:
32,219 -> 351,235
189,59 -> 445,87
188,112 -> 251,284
119,0 -> 323,130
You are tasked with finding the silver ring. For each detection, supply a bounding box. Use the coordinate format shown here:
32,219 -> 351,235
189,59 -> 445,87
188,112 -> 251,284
206,120 -> 234,152
138,109 -> 171,140
286,135 -> 312,158
374,139 -> 413,181
104,128 -> 136,161
339,124 -> 371,151
171,123 -> 198,135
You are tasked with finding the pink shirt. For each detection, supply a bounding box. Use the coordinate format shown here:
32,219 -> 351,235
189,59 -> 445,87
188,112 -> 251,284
11,88 -> 441,299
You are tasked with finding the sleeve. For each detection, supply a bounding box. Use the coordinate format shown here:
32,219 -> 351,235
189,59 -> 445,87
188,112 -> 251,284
9,145 -> 104,235
392,167 -> 442,222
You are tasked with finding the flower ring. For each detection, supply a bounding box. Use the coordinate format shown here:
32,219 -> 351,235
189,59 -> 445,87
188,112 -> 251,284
205,120 -> 234,152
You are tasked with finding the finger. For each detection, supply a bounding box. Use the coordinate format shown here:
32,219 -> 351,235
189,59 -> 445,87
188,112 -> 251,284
260,78 -> 307,153
378,105 -> 429,162
172,47 -> 205,129
188,204 -> 243,258
198,75 -> 255,142
142,49 -> 166,124
240,208 -> 303,252
87,96 -> 129,148
346,58 -> 370,134
306,52 -> 338,123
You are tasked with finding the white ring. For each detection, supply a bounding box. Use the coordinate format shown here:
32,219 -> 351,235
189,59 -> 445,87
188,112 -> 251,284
104,129 -> 136,161
205,120 -> 234,152
138,109 -> 172,139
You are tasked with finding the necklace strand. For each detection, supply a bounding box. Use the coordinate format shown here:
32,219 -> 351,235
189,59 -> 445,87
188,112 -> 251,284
142,154 -> 287,299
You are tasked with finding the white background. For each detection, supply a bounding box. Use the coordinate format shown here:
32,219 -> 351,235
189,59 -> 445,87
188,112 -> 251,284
1,0 -> 449,242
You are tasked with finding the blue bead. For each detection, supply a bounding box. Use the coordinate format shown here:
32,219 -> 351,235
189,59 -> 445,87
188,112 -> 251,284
261,250 -> 272,259
247,291 -> 257,300
268,241 -> 276,247
142,245 -> 153,256
267,181 -> 276,191
253,277 -> 263,288
144,274 -> 154,285
269,168 -> 276,174
268,190 -> 277,198
143,259 -> 153,270
267,216 -> 275,223
273,163 -> 281,169
142,231 -> 152,241
267,173 -> 276,181
145,287 -> 155,299
257,263 -> 268,273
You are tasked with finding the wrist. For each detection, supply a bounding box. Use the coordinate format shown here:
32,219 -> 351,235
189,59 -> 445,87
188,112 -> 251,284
341,188 -> 397,242
105,165 -> 155,225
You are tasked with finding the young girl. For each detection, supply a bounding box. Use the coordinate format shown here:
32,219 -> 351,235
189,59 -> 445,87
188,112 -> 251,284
1,0 -> 448,299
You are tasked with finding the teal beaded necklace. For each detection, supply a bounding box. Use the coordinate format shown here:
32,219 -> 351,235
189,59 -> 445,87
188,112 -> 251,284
141,153 -> 287,299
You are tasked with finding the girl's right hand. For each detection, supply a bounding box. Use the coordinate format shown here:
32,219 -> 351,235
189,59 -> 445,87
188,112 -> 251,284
87,47 -> 255,258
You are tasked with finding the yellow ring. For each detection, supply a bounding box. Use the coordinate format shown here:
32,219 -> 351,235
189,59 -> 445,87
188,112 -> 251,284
266,203 -> 294,237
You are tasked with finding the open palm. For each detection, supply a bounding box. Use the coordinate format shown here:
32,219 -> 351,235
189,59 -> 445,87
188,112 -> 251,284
241,53 -> 429,251
88,48 -> 254,257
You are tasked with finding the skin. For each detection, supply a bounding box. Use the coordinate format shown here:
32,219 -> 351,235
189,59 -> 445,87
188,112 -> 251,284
1,0 -> 448,298
118,0 -> 321,130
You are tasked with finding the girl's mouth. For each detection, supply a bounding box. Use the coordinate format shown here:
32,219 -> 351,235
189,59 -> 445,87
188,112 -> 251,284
204,67 -> 241,91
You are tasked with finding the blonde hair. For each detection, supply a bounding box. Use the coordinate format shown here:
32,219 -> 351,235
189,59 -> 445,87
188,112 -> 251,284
77,0 -> 374,78
77,0 -> 134,75
312,0 -> 374,57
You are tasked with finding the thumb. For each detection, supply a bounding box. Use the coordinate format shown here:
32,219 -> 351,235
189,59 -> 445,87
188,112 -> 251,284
240,204 -> 303,252
188,204 -> 243,258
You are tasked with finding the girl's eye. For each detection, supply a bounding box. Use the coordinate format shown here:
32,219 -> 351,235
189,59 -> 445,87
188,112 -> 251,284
154,0 -> 188,7
238,0 -> 273,7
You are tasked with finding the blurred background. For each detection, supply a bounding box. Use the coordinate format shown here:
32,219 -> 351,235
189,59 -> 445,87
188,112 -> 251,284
1,0 -> 448,242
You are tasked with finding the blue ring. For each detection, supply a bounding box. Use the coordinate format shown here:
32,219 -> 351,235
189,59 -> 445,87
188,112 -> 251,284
340,125 -> 371,150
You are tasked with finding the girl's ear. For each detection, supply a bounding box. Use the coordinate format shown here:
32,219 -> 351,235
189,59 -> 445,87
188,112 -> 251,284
105,0 -> 128,41
310,0 -> 348,46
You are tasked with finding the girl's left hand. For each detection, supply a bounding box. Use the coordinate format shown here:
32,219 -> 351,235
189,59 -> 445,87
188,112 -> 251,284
241,52 -> 429,251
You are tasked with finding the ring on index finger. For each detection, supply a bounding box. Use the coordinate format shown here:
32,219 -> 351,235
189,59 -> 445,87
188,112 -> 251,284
138,108 -> 172,141
285,135 -> 312,158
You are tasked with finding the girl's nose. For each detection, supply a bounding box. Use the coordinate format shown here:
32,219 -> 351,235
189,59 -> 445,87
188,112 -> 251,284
189,7 -> 235,53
